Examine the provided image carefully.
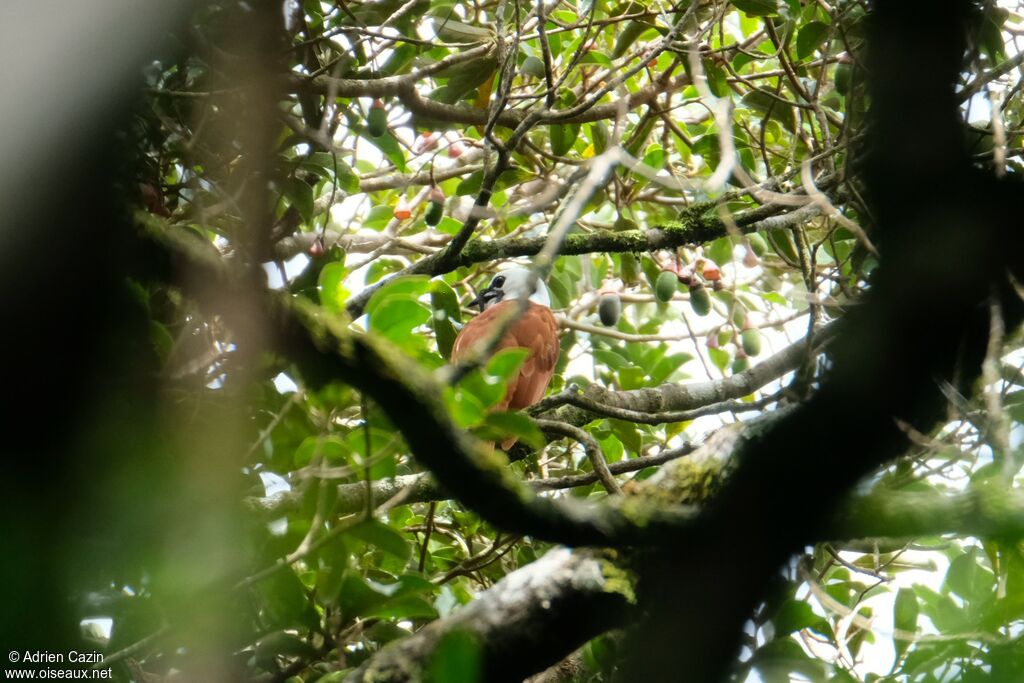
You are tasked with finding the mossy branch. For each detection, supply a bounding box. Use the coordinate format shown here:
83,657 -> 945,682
141,214 -> 699,548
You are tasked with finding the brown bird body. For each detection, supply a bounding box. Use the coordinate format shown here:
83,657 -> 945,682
450,269 -> 559,448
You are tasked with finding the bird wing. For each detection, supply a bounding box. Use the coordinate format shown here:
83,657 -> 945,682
450,301 -> 514,363
450,300 -> 559,412
504,302 -> 560,411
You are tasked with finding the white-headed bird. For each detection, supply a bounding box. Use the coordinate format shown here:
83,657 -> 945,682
451,268 -> 559,449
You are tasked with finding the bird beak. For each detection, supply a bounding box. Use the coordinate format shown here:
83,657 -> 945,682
468,286 -> 501,312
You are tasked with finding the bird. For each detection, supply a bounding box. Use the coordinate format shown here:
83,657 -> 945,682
450,267 -> 560,449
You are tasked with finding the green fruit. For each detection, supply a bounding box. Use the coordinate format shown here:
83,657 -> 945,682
522,55 -> 546,78
367,99 -> 387,137
620,253 -> 639,284
731,304 -> 747,329
834,63 -> 852,95
689,284 -> 711,316
598,293 -> 621,327
731,356 -> 750,374
655,271 -> 678,303
747,232 -> 767,257
741,328 -> 762,357
424,200 -> 444,226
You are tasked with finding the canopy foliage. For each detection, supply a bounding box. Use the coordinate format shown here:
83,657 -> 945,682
6,1 -> 1024,682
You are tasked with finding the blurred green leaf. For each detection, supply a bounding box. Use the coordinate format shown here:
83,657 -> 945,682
732,0 -> 779,17
426,630 -> 482,683
893,587 -> 918,659
350,520 -> 412,562
796,21 -> 829,60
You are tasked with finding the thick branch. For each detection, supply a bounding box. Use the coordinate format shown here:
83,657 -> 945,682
307,71 -> 689,129
143,216 -> 694,548
348,431 -> 1024,683
534,320 -> 837,426
343,193 -> 816,318
345,548 -> 632,683
248,444 -> 696,518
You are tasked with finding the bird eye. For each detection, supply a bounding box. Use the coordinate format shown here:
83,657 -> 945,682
492,275 -> 505,288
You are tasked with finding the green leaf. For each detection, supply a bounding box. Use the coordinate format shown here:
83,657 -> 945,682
703,60 -> 729,98
365,595 -> 438,620
772,599 -> 827,635
480,412 -> 546,449
254,632 -> 317,670
944,547 -> 994,604
618,365 -> 646,390
294,435 -> 351,467
365,275 -> 432,315
259,569 -> 317,629
750,638 -> 825,682
281,177 -> 314,223
894,587 -> 919,659
455,171 -> 484,196
915,585 -> 968,632
366,130 -> 407,171
334,158 -> 360,193
732,0 -> 779,17
426,630 -> 482,683
796,21 -> 829,60
707,236 -> 735,266
431,55 -> 498,104
317,262 -> 349,313
551,123 -> 580,156
611,20 -> 652,59
431,280 -> 463,359
431,280 -> 463,324
579,51 -> 612,67
349,520 -> 412,562
520,55 -> 546,77
487,347 -> 530,381
368,296 -> 431,344
338,574 -> 387,618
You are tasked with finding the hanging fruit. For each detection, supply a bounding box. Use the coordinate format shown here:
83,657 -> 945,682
689,283 -> 711,316
700,259 -> 722,282
598,292 -> 622,326
424,186 -> 445,226
741,328 -> 762,356
367,99 -> 387,137
393,198 -> 412,220
655,270 -> 678,302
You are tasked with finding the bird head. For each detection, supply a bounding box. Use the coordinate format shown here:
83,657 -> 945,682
470,267 -> 551,312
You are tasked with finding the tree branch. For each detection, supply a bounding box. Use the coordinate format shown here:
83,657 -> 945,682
346,431 -> 1024,683
142,215 -> 698,548
345,548 -> 632,683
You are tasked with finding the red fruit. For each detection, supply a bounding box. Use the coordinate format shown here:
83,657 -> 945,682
393,200 -> 412,220
701,261 -> 722,282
